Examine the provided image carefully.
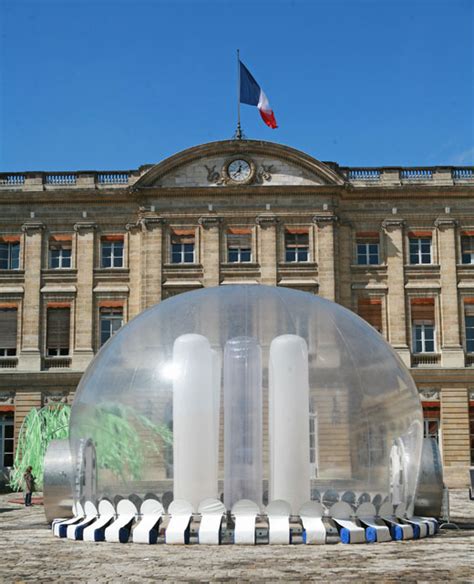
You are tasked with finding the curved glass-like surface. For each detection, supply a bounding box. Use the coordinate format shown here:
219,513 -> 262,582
70,285 -> 423,514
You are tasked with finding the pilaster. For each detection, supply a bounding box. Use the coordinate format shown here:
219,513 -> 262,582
337,221 -> 352,308
382,218 -> 410,366
198,215 -> 222,288
256,214 -> 279,286
140,216 -> 165,309
441,386 -> 470,487
126,221 -> 143,319
313,214 -> 337,301
435,217 -> 464,367
72,221 -> 96,370
18,221 -> 44,371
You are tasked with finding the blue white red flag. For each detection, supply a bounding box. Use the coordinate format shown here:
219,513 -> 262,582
239,60 -> 278,129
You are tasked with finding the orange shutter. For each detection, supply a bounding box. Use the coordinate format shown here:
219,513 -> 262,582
408,231 -> 432,238
171,228 -> 195,243
0,302 -> 18,309
0,235 -> 21,243
50,234 -> 73,242
462,231 -> 474,236
228,227 -> 252,235
46,302 -> 71,309
101,234 -> 124,242
357,298 -> 382,331
286,227 -> 309,235
411,298 -> 435,321
98,300 -> 124,308
356,231 -> 379,239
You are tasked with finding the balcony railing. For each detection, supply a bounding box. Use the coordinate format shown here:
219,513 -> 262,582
0,174 -> 26,185
0,357 -> 18,369
400,169 -> 433,180
411,353 -> 441,367
97,172 -> 129,185
42,357 -> 72,370
348,169 -> 381,181
45,174 -> 77,185
453,168 -> 473,180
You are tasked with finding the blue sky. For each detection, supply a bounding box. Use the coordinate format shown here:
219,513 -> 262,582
0,0 -> 473,171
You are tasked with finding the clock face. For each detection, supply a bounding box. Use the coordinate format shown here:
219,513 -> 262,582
228,159 -> 252,183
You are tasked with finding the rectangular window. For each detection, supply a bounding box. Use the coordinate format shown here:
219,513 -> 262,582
461,235 -> 474,264
0,241 -> 20,270
470,405 -> 474,465
0,416 -> 14,467
46,307 -> 70,356
101,237 -> 124,268
171,229 -> 195,264
357,298 -> 382,332
466,315 -> 474,353
49,237 -> 72,269
0,307 -> 17,356
100,307 -> 123,346
356,232 -> 380,265
411,298 -> 435,353
227,228 -> 252,263
409,233 -> 432,264
285,229 -> 309,262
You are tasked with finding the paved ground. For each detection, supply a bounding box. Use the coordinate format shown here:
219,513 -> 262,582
1,491 -> 473,583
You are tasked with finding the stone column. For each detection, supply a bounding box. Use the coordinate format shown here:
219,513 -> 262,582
256,214 -> 279,286
140,216 -> 165,309
199,216 -> 222,288
72,221 -> 96,370
313,214 -> 337,301
382,218 -> 410,366
18,221 -> 45,371
441,387 -> 471,487
435,218 -> 464,367
337,221 -> 353,309
126,221 -> 143,319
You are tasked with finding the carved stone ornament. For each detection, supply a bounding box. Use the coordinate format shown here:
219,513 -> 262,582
198,216 -> 223,230
73,221 -> 97,233
255,213 -> 279,228
313,214 -> 338,227
21,221 -> 45,235
0,392 -> 15,406
419,389 -> 440,401
255,164 -> 274,184
381,218 -> 406,233
43,392 -> 68,406
205,161 -> 273,186
434,217 -> 458,230
139,216 -> 166,231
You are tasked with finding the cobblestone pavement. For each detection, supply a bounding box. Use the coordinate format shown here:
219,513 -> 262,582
1,491 -> 473,583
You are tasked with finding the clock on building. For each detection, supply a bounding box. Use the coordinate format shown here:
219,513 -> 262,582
225,158 -> 255,184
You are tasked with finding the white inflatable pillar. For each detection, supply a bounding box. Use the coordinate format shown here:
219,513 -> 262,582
269,334 -> 310,513
224,336 -> 263,510
172,334 -> 218,509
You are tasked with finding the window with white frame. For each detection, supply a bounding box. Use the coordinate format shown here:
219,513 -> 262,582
356,234 -> 380,265
0,241 -> 20,270
461,235 -> 474,264
0,308 -> 17,356
465,311 -> 474,353
49,239 -> 72,269
101,238 -> 124,268
413,322 -> 435,353
409,236 -> 432,264
423,417 -> 440,443
227,229 -> 252,263
285,230 -> 309,262
171,230 -> 195,264
100,307 -> 123,346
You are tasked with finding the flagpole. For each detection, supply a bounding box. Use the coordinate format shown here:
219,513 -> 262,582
235,48 -> 242,140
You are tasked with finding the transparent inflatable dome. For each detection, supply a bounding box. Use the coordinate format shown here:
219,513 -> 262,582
70,285 -> 423,515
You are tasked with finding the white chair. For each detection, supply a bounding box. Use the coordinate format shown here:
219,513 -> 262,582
104,499 -> 139,543
299,501 -> 326,544
267,500 -> 291,544
53,501 -> 84,538
165,500 -> 193,544
198,498 -> 226,545
133,499 -> 164,544
232,499 -> 259,545
356,502 -> 391,543
83,499 -> 115,542
66,501 -> 98,540
330,501 -> 366,544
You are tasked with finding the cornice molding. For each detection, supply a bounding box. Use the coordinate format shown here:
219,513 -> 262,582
198,215 -> 223,229
73,221 -> 97,233
313,214 -> 338,227
434,217 -> 459,230
381,218 -> 406,232
21,221 -> 45,234
255,213 -> 280,228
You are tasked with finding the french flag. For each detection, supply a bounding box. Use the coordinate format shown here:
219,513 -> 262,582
239,60 -> 278,129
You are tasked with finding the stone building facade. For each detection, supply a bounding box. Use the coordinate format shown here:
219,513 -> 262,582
0,139 -> 473,487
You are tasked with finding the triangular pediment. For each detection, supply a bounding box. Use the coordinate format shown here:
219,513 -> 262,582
134,140 -> 345,189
